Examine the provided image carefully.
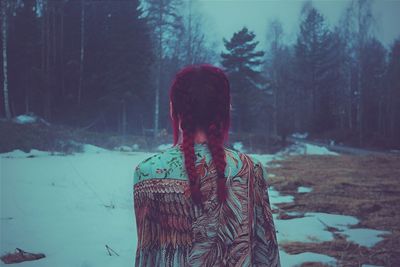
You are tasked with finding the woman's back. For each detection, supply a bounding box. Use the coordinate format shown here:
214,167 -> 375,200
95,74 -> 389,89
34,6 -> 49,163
133,143 -> 280,266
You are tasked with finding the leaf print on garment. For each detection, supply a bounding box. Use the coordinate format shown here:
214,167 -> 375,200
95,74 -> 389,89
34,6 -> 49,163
251,160 -> 280,266
188,153 -> 250,266
225,148 -> 240,169
133,145 -> 281,266
134,179 -> 194,267
156,168 -> 167,174
195,157 -> 209,179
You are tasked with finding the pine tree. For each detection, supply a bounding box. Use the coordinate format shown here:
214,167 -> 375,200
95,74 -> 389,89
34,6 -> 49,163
1,0 -> 11,119
294,6 -> 340,133
221,27 -> 265,134
386,38 -> 400,147
81,0 -> 154,133
7,0 -> 41,116
106,0 -> 154,134
360,38 -> 386,139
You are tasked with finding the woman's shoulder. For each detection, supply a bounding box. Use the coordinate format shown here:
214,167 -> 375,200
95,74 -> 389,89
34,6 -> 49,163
225,148 -> 267,179
225,147 -> 261,166
133,145 -> 183,185
223,147 -> 267,179
133,145 -> 264,185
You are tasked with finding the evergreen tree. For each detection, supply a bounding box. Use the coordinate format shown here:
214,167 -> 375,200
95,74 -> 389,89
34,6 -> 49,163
221,27 -> 265,134
360,38 -> 386,139
106,0 -> 154,134
7,0 -> 41,116
386,38 -> 400,147
83,0 -> 154,133
294,6 -> 340,133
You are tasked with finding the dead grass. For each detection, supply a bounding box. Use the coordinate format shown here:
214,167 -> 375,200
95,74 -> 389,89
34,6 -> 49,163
267,154 -> 400,266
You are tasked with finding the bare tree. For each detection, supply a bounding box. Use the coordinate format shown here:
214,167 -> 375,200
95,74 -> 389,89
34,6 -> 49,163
265,19 -> 284,136
173,0 -> 215,65
145,0 -> 183,138
78,0 -> 85,106
1,0 -> 11,119
344,0 -> 376,145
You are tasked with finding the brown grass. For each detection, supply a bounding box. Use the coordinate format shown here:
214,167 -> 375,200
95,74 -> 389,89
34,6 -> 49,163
267,154 -> 400,266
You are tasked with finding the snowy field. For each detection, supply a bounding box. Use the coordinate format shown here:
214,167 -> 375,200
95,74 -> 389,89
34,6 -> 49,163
1,143 -> 388,266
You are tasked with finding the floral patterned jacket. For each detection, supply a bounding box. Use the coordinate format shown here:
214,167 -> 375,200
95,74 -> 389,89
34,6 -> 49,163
133,142 -> 280,266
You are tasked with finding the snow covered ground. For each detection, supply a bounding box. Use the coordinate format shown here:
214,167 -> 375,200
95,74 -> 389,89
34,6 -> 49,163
249,145 -> 389,266
12,113 -> 50,126
0,143 -> 388,266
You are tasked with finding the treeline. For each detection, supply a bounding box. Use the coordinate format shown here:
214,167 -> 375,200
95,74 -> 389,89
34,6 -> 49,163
1,0 -> 216,135
221,1 -> 400,148
1,0 -> 399,148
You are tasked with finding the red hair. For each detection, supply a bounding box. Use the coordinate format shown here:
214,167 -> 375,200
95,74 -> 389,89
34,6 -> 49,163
169,64 -> 231,207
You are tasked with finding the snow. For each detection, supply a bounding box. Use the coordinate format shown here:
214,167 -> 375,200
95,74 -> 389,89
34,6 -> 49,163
280,142 -> 338,156
248,153 -> 276,165
0,147 -> 390,266
1,148 -> 155,267
291,132 -> 309,139
280,251 -> 336,267
131,144 -> 139,150
269,187 -> 294,209
232,141 -> 246,153
82,144 -> 109,153
297,186 -> 313,193
12,113 -> 50,126
157,143 -> 173,151
286,211 -> 303,216
303,143 -> 339,155
0,149 -> 63,158
0,145 -> 109,158
248,142 -> 338,169
277,213 -> 338,243
1,149 -> 34,158
273,206 -> 389,248
113,145 -> 138,152
342,228 -> 389,248
13,114 -> 37,124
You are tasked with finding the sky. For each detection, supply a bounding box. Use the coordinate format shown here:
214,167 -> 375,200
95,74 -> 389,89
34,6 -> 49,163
193,0 -> 400,53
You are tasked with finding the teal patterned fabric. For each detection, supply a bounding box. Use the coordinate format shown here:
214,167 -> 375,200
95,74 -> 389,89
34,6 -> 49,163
133,143 -> 244,184
133,142 -> 280,266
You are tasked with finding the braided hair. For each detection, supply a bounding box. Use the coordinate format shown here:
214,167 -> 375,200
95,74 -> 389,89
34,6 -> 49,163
169,64 -> 231,207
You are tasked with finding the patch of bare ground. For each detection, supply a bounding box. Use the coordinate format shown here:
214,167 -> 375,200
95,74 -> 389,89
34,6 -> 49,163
267,154 -> 400,266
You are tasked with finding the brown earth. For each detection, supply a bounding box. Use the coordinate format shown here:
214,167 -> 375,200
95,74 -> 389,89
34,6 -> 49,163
266,154 -> 400,266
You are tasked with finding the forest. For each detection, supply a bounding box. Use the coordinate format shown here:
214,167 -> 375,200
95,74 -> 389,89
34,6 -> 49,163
1,0 -> 399,150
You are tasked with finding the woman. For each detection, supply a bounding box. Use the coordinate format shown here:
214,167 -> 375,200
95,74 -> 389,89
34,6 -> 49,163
133,64 -> 280,266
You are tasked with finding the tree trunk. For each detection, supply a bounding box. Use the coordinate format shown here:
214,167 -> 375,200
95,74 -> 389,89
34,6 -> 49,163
60,2 -> 65,98
153,4 -> 163,139
187,0 -> 192,64
122,100 -> 127,136
78,0 -> 85,106
44,0 -> 51,120
1,0 -> 11,119
25,86 -> 30,113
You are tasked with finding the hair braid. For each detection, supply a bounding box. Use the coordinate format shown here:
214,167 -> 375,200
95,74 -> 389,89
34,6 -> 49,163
169,64 -> 231,207
207,123 -> 228,204
181,112 -> 204,208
